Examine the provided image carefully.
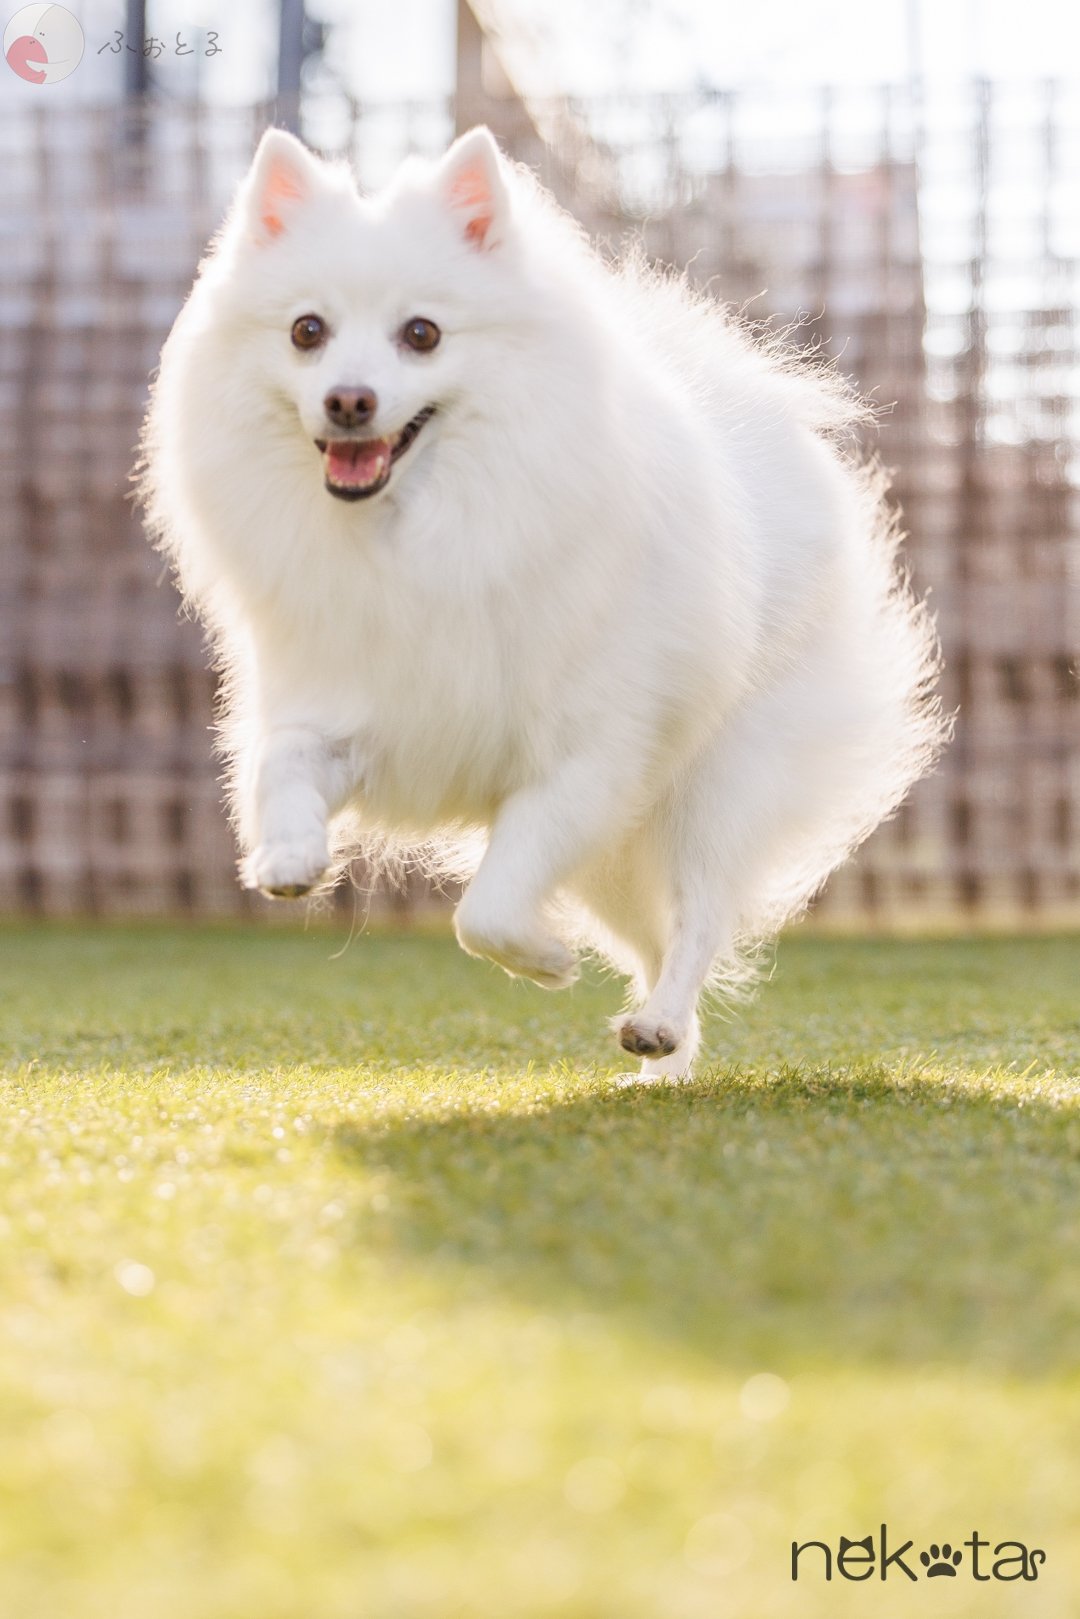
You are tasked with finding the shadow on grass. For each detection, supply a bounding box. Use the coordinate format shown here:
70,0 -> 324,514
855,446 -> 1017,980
334,1064 -> 1080,1377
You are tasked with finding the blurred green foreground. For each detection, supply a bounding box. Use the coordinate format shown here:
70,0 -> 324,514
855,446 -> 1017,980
1,923 -> 1078,1618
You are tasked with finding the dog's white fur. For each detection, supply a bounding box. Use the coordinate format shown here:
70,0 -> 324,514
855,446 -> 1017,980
141,126 -> 946,1076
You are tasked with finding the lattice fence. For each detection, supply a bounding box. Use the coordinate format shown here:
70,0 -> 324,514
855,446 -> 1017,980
1,83 -> 1078,921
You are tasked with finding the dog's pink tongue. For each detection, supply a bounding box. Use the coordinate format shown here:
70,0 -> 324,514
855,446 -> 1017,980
326,439 -> 392,488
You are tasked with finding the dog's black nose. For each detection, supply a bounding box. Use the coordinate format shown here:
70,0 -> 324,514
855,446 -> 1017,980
324,386 -> 377,430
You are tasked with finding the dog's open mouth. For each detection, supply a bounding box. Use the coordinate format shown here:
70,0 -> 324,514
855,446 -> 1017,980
315,406 -> 435,501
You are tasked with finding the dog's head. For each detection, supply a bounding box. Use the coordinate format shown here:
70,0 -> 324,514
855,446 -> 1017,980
205,125 -> 534,504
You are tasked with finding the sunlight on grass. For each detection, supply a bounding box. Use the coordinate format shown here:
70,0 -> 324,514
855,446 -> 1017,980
2,923 -> 1079,1617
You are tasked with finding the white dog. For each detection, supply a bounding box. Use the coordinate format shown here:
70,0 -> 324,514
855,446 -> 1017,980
141,126 -> 945,1076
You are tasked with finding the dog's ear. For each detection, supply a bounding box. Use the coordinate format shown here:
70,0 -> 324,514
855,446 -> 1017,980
242,128 -> 327,245
434,127 -> 511,251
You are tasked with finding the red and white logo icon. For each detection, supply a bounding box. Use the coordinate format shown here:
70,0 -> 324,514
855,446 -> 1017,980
5,5 -> 84,84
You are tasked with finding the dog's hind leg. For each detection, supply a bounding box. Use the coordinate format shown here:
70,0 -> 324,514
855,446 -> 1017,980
613,841 -> 726,1080
611,707 -> 809,1078
615,705 -> 817,1079
568,832 -> 669,998
567,832 -> 705,1080
616,643 -> 892,1077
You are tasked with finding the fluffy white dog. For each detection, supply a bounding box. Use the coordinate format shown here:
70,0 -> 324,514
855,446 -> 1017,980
141,126 -> 945,1076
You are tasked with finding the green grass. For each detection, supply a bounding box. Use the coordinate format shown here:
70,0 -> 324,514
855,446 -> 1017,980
2,922 -> 1079,1618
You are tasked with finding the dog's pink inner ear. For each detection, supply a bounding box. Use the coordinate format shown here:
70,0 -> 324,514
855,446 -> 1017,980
260,155 -> 306,240
449,163 -> 497,248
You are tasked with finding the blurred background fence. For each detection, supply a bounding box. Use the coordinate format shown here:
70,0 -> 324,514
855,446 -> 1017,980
2,6 -> 1078,924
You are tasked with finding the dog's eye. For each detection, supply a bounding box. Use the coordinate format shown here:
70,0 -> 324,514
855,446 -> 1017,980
401,317 -> 441,353
291,314 -> 328,351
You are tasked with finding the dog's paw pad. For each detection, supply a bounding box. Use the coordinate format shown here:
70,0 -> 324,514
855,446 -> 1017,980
618,1017 -> 680,1058
244,837 -> 329,899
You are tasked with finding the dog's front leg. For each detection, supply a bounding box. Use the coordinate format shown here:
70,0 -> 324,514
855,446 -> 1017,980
240,726 -> 356,898
454,751 -> 646,990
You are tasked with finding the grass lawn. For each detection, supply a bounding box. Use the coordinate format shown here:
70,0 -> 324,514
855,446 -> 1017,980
2,921 -> 1079,1618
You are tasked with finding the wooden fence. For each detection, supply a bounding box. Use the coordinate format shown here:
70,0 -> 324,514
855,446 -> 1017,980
1,84 -> 1078,923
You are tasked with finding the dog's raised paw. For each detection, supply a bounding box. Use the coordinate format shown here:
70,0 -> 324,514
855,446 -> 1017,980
474,934 -> 579,991
244,836 -> 329,899
618,1016 -> 680,1058
454,910 -> 579,990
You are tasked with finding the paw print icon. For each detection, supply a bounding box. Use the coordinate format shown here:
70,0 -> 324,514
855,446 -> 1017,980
920,1543 -> 963,1577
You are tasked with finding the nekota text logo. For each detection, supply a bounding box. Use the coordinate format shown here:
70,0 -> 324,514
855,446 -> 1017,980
791,1525 -> 1047,1583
